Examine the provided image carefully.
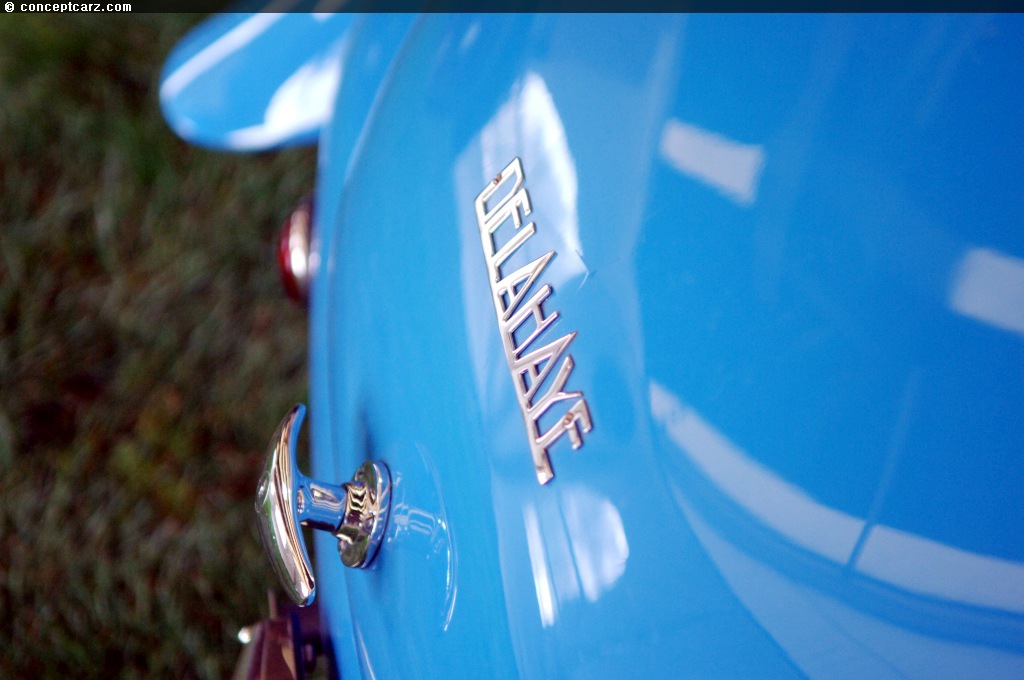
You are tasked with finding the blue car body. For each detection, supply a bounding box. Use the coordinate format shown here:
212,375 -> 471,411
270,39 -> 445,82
163,13 -> 1024,678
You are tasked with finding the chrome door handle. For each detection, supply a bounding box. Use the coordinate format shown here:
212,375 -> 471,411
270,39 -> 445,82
255,404 -> 392,606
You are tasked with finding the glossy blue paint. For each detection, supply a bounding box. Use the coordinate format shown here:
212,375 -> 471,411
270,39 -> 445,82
311,13 -> 1024,677
311,13 -> 419,271
160,11 -> 355,150
165,12 -> 1024,678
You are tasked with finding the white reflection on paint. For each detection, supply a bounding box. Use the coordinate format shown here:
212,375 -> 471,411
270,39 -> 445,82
454,72 -> 583,414
650,381 -> 863,563
460,21 -> 481,52
523,504 -> 557,627
226,50 -> 342,149
856,524 -> 1024,614
949,247 -> 1024,337
678,493 -> 1024,679
561,487 -> 629,602
523,486 -> 629,627
478,72 -> 582,266
160,14 -> 284,101
659,119 -> 765,206
651,379 -> 1024,614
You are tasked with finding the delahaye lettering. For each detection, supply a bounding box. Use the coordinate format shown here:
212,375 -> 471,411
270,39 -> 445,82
475,157 -> 593,485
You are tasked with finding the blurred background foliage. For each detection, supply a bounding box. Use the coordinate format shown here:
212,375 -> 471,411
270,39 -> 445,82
0,14 -> 316,678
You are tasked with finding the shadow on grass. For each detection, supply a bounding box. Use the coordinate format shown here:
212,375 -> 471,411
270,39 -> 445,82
0,15 -> 316,678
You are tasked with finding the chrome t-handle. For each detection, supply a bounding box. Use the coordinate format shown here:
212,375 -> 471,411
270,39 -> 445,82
255,404 -> 391,606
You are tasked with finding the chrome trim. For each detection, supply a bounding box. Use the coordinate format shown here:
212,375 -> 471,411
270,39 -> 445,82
474,157 -> 593,485
255,404 -> 392,606
336,460 -> 392,569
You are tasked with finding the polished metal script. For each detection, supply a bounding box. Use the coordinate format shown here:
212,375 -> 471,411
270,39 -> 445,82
475,157 -> 593,485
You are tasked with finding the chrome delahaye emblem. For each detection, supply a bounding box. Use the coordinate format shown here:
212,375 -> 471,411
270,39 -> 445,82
475,157 -> 593,485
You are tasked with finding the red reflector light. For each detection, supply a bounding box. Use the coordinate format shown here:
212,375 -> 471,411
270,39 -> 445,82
277,198 -> 313,306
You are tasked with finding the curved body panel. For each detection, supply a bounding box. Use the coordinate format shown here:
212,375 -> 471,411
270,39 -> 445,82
160,11 -> 355,150
304,13 -> 1024,678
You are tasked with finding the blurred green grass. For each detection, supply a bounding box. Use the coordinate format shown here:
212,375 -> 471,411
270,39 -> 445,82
0,15 -> 316,678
